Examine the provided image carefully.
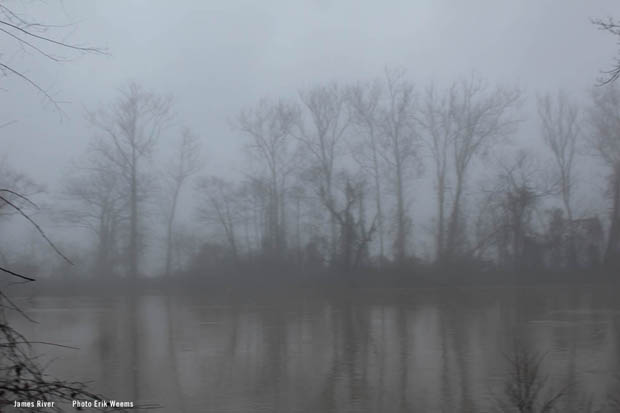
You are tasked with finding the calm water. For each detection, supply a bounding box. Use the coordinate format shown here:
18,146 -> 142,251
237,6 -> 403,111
9,285 -> 620,412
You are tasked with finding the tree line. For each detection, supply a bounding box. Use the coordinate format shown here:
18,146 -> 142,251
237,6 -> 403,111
3,72 -> 620,283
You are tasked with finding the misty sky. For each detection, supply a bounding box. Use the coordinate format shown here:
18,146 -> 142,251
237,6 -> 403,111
2,0 -> 620,260
2,0 -> 618,178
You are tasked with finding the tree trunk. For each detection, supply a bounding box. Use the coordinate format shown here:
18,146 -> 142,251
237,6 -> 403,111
164,185 -> 181,278
129,150 -> 138,281
326,178 -> 337,264
373,173 -> 384,267
369,132 -> 385,265
295,195 -> 301,265
436,172 -> 446,263
565,201 -> 577,269
395,161 -> 406,263
446,173 -> 464,261
604,164 -> 620,267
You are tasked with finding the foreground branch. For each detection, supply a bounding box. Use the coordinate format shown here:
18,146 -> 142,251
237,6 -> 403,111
593,17 -> 620,85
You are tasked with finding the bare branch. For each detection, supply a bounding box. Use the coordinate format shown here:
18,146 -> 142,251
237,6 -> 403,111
0,62 -> 62,113
0,4 -> 105,113
593,17 -> 620,86
0,189 -> 39,209
0,195 -> 72,265
0,266 -> 35,282
0,19 -> 104,55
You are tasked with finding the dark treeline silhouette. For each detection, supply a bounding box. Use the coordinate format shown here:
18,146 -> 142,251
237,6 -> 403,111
4,71 -> 616,289
2,10 -> 620,288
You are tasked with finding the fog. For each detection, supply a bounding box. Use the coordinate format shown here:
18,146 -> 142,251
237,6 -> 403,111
2,1 -> 620,411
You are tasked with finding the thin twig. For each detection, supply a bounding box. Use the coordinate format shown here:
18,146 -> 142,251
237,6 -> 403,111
0,195 -> 73,265
0,19 -> 105,54
0,289 -> 38,322
0,62 -> 63,113
0,341 -> 79,350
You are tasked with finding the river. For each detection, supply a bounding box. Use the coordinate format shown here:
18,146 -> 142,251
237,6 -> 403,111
9,285 -> 620,412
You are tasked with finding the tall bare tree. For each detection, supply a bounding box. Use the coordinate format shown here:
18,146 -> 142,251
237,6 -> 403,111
537,91 -> 580,265
162,128 -> 201,277
419,85 -> 457,263
588,85 -> 620,267
348,80 -> 386,263
378,68 -> 420,263
237,178 -> 268,256
61,153 -> 126,278
296,83 -> 350,259
483,151 -> 554,270
196,176 -> 242,263
320,173 -> 377,273
238,99 -> 299,256
87,83 -> 172,279
443,76 -> 521,261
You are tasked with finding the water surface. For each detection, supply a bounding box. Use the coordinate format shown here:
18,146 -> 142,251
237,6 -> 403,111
10,285 -> 620,412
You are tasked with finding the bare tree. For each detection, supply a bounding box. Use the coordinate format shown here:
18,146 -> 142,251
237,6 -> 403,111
196,176 -> 242,263
348,80 -> 386,264
238,99 -> 299,256
378,68 -> 420,263
296,83 -> 350,258
443,76 -> 521,262
288,184 -> 309,265
419,84 -> 457,263
237,178 -> 268,256
61,154 -> 126,278
87,83 -> 172,280
170,223 -> 201,274
484,151 -> 555,270
320,173 -> 377,273
495,343 -> 568,413
162,128 -> 201,277
537,91 -> 580,266
588,85 -> 620,267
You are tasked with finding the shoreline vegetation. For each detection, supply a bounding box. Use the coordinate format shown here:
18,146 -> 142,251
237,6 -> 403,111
15,267 -> 620,296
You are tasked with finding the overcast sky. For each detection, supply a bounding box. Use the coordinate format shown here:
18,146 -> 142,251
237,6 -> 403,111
2,0 -> 620,260
2,0 -> 618,185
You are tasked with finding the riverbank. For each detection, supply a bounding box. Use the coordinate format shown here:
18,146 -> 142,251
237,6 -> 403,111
5,266 -> 619,298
